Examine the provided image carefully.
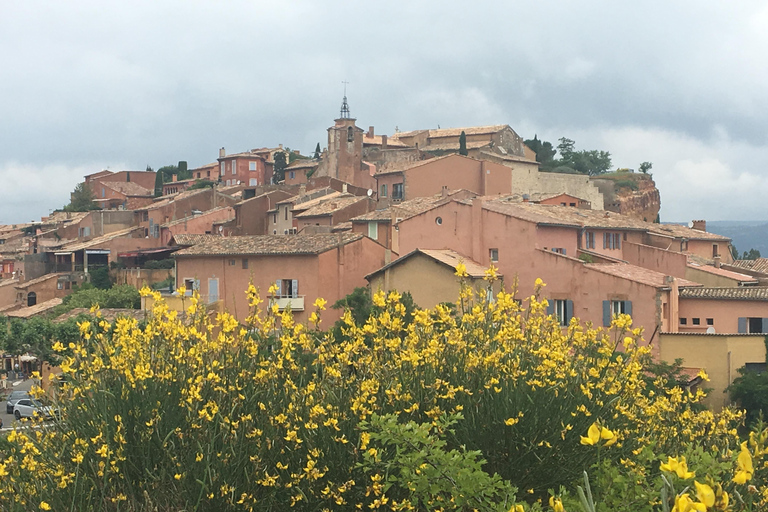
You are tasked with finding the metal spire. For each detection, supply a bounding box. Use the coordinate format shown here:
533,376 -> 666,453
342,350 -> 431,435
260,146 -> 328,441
340,80 -> 350,118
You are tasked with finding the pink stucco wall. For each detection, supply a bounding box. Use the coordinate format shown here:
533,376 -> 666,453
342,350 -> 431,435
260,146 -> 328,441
621,241 -> 688,279
677,298 -> 768,334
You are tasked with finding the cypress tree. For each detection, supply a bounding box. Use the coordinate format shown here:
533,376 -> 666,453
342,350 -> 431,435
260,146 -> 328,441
459,131 -> 468,156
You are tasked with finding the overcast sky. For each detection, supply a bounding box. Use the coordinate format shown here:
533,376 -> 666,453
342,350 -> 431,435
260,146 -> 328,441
2,1 -> 768,224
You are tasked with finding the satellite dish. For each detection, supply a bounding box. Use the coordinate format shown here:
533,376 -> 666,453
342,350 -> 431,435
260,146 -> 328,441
706,326 -> 716,334
367,189 -> 373,197
218,226 -> 224,233
688,221 -> 694,228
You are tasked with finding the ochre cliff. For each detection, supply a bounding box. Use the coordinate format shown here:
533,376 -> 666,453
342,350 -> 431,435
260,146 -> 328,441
590,175 -> 661,222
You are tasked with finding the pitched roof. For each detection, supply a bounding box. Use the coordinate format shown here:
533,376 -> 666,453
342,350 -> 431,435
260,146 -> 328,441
686,262 -> 758,283
362,134 -> 409,147
649,223 -> 730,241
15,273 -> 60,289
422,140 -> 492,152
174,233 -> 364,257
101,181 -> 154,197
679,287 -> 768,301
392,125 -> 509,140
286,160 -> 320,170
366,248 -> 494,280
6,298 -> 63,318
170,234 -> 221,247
729,258 -> 768,274
160,206 -> 233,228
351,190 -> 474,223
374,154 -> 455,176
295,196 -> 366,218
55,226 -> 142,253
584,262 -> 701,288
276,189 -> 343,209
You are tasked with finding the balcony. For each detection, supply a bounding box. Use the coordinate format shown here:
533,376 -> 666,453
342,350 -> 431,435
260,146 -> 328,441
271,295 -> 305,311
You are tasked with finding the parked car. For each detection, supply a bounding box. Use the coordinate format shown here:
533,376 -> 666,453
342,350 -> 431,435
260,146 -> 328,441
13,398 -> 57,421
6,391 -> 29,414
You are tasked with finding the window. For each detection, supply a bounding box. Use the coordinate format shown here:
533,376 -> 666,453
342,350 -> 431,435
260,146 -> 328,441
585,232 -> 595,250
289,171 -> 295,180
603,232 -> 621,250
489,248 -> 499,262
680,318 -> 687,325
547,299 -> 573,326
226,180 -> 231,186
249,161 -> 256,171
143,211 -> 149,221
368,222 -> 378,240
570,202 -> 576,207
713,244 -> 719,258
242,258 -> 249,269
220,162 -> 225,176
284,206 -> 288,221
229,259 -> 236,266
275,279 -> 299,298
435,217 -> 442,226
392,183 -> 404,200
57,281 -> 63,290
706,318 -> 714,325
692,318 -> 700,325
183,278 -> 197,296
603,300 -> 632,326
208,278 -> 219,304
552,248 -> 566,255
347,126 -> 354,142
102,188 -> 105,198
231,161 -> 237,175
380,184 -> 387,198
273,213 -> 277,223
249,179 -> 257,186
738,317 -> 768,334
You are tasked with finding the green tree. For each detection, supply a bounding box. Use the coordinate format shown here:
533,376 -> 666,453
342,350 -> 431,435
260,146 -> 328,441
64,182 -> 100,212
272,152 -> 287,183
555,138 -> 612,176
729,360 -> 768,427
177,161 -> 190,180
524,135 -> 556,168
89,267 -> 112,290
153,169 -> 164,196
639,161 -> 653,174
743,248 -> 762,260
154,165 -> 179,196
459,131 -> 468,156
313,143 -> 321,159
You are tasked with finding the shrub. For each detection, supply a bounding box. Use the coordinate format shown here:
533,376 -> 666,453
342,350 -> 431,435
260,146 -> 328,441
0,277 -> 751,511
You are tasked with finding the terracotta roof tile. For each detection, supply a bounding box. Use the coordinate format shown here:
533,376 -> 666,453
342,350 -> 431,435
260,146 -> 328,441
160,206 -> 233,228
170,234 -> 221,247
686,263 -> 757,283
295,196 -> 366,218
374,154 -> 454,176
366,248 -> 494,280
15,273 -> 60,289
174,233 -> 364,257
286,160 -> 320,170
679,287 -> 768,301
6,298 -> 63,318
650,223 -> 730,241
56,226 -> 142,253
351,190 -> 472,222
585,263 -> 700,288
730,258 -> 768,274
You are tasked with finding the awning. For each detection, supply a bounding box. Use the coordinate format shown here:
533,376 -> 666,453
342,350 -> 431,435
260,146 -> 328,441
118,247 -> 175,258
54,251 -> 73,256
85,249 -> 110,255
19,355 -> 38,362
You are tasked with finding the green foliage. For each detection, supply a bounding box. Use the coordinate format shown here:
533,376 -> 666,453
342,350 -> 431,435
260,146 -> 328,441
313,143 -> 321,159
151,276 -> 175,291
143,258 -> 175,269
557,138 -> 612,176
578,253 -> 594,263
614,179 -> 639,191
729,364 -> 768,426
89,267 -> 112,290
459,131 -> 468,156
187,179 -> 214,190
359,413 -> 517,511
331,287 -> 417,342
177,160 -> 190,180
639,161 -> 653,174
524,135 -> 556,167
0,313 -> 86,363
63,182 -> 100,212
48,284 -> 141,319
273,151 -> 287,183
743,248 -> 762,260
154,169 -> 164,196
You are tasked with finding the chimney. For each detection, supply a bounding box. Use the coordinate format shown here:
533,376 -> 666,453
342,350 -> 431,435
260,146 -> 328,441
172,174 -> 177,182
367,126 -> 374,138
714,255 -> 721,268
279,144 -> 283,149
692,220 -> 706,232
342,183 -> 348,193
441,186 -> 448,198
381,134 -> 387,149
219,147 -> 225,158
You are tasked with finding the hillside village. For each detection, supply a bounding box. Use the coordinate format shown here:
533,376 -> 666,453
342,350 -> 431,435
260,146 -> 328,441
2,97 -> 768,409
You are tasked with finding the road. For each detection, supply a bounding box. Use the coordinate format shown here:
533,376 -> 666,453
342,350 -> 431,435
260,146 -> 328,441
1,378 -> 35,431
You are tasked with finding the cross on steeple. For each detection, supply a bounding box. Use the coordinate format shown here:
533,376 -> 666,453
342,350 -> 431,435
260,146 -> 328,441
340,80 -> 351,119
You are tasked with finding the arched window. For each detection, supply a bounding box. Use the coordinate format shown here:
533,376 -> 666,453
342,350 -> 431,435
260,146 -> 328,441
27,292 -> 37,307
347,126 -> 354,142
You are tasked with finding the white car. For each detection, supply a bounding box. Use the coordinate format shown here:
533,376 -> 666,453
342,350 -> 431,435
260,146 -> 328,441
13,398 -> 57,421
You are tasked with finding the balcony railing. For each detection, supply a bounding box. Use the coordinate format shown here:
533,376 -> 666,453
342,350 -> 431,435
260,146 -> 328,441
270,295 -> 305,311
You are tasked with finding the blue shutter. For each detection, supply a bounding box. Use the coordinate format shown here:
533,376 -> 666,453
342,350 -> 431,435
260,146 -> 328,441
292,279 -> 299,298
762,318 -> 768,334
617,234 -> 621,250
546,301 -> 554,316
565,300 -> 574,323
738,317 -> 747,334
603,301 -> 611,326
603,233 -> 607,249
624,301 -> 632,318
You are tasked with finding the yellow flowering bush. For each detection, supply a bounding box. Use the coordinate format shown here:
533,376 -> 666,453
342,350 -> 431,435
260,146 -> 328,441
0,276 -> 759,511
